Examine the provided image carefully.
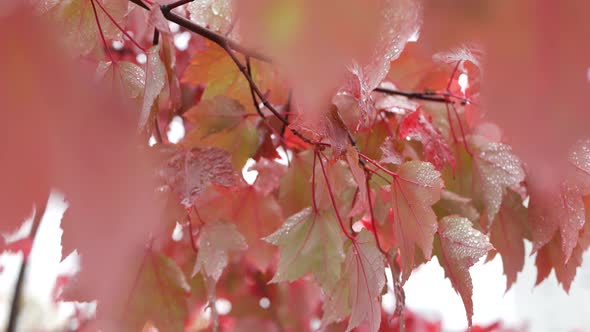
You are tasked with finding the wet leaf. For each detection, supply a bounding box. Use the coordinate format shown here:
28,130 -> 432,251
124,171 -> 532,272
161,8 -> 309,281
193,221 -> 247,281
435,215 -> 492,327
264,208 -> 345,289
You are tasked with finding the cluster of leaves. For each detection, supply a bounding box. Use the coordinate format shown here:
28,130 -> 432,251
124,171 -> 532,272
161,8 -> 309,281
2,0 -> 590,331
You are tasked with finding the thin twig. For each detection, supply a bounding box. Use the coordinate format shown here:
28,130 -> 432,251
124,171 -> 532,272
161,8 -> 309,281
366,175 -> 387,255
374,87 -> 450,104
7,195 -> 49,332
167,0 -> 194,10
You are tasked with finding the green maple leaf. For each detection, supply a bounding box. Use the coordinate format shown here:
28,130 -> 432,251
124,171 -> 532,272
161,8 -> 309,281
264,207 -> 345,289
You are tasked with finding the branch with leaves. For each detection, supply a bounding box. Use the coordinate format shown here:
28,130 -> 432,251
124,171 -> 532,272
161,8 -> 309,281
6,1 -> 590,332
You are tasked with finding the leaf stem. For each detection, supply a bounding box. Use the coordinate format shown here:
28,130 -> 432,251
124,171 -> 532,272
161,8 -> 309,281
90,0 -> 115,62
96,0 -> 147,52
316,150 -> 355,241
358,152 -> 397,178
311,151 -> 319,213
365,175 -> 387,255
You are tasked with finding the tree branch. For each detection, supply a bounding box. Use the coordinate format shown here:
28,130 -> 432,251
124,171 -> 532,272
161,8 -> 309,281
159,5 -> 272,63
7,195 -> 49,332
128,0 -> 149,10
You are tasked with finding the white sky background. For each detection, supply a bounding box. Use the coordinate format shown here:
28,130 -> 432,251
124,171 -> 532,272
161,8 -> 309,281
400,245 -> 590,331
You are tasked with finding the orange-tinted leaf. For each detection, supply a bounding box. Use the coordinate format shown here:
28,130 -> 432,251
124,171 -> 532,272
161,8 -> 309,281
182,41 -> 286,110
182,116 -> 259,170
183,95 -> 246,137
436,216 -> 492,327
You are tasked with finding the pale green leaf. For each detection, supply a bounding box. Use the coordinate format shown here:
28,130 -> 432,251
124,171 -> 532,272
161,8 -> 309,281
264,208 -> 345,289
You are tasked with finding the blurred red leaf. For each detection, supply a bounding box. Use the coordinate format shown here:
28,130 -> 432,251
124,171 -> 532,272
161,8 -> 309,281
399,109 -> 455,171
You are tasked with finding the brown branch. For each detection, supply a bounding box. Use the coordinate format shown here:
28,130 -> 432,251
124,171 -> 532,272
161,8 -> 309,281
374,87 -> 451,104
167,0 -> 194,10
159,6 -> 272,63
128,0 -> 149,10
245,56 -> 265,119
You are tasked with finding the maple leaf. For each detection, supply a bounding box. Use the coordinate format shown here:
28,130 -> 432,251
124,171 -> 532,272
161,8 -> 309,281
195,186 -> 283,270
182,97 -> 259,169
187,0 -> 233,33
471,137 -> 525,226
435,215 -> 493,327
389,161 -> 443,282
160,147 -> 238,208
182,41 -> 286,110
534,235 -> 584,293
322,231 -> 386,332
529,184 -> 586,263
278,151 -> 314,216
489,190 -> 529,291
569,139 -> 590,191
127,251 -> 190,332
399,108 -> 455,171
290,106 -> 351,157
264,208 -> 345,289
533,195 -> 590,292
435,190 -> 480,223
139,44 -> 166,129
159,35 -> 182,110
54,0 -> 127,55
527,140 -> 590,263
278,150 -> 356,217
193,221 -> 247,281
379,137 -> 404,166
248,158 -> 288,196
183,95 -> 246,137
97,60 -> 145,100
